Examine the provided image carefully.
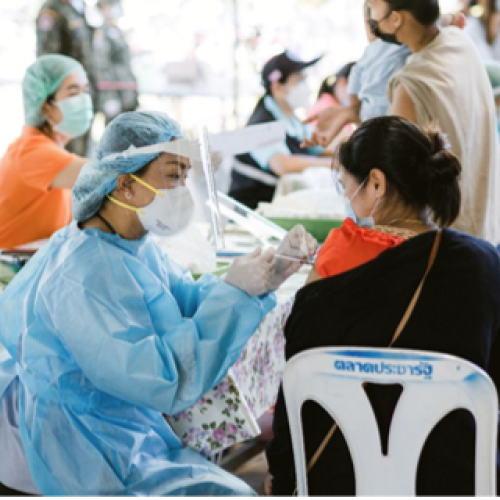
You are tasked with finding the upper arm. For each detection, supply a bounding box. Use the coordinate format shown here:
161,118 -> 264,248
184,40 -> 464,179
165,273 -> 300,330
389,82 -> 417,123
305,266 -> 323,285
19,140 -> 85,191
50,157 -> 88,189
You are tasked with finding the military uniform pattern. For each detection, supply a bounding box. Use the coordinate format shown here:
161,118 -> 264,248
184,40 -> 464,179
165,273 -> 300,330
36,0 -> 95,156
92,24 -> 138,124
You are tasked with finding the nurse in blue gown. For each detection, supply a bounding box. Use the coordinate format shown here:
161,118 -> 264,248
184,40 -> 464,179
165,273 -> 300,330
0,111 -> 317,495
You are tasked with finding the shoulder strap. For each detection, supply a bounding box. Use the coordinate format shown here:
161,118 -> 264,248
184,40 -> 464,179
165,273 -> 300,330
296,229 -> 442,488
389,229 -> 442,346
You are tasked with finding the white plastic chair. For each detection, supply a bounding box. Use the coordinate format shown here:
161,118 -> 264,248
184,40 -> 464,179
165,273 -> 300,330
283,347 -> 498,496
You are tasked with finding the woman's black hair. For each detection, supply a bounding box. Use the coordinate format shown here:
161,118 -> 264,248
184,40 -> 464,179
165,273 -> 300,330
338,116 -> 461,227
263,73 -> 290,96
38,91 -> 57,135
384,0 -> 440,26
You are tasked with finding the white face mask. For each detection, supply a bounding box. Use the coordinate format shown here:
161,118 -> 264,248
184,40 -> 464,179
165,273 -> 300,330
285,80 -> 311,110
138,186 -> 195,237
106,172 -> 195,237
53,93 -> 93,139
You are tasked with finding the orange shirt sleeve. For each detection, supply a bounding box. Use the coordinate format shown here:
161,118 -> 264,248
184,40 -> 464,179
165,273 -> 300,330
18,136 -> 78,191
316,218 -> 405,278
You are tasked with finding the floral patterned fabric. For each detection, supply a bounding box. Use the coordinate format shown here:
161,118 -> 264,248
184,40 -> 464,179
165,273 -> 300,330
167,298 -> 293,456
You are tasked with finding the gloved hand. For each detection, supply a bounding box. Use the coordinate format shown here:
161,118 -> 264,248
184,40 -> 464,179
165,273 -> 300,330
225,247 -> 276,297
270,224 -> 318,290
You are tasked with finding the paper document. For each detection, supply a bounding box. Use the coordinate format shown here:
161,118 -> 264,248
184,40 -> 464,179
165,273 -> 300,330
209,122 -> 285,156
104,122 -> 285,162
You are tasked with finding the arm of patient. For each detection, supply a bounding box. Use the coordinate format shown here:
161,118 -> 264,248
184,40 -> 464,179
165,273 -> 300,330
305,265 -> 323,285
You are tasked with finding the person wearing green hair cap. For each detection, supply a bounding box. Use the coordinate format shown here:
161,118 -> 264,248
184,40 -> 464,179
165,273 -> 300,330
0,54 -> 93,249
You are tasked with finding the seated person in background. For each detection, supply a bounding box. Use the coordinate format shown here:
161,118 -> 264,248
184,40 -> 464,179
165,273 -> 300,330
0,55 -> 92,249
307,62 -> 356,118
228,51 -> 333,209
266,116 -> 500,495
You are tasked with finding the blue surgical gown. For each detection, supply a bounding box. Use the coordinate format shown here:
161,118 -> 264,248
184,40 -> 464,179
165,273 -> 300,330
0,222 -> 276,495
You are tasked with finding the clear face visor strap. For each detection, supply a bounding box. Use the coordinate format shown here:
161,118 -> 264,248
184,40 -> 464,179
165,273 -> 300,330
105,174 -> 166,216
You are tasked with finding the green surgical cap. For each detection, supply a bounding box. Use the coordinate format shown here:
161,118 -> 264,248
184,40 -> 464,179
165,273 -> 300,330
22,54 -> 86,127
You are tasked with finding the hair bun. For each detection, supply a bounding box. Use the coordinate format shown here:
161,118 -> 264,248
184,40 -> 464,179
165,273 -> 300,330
425,130 -> 461,183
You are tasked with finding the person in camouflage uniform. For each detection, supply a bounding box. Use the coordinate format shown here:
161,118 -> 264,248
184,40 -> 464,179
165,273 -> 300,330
36,0 -> 95,156
93,0 -> 138,125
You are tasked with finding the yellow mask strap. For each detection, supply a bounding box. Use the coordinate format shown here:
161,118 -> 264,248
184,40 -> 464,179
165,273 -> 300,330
106,174 -> 165,215
130,174 -> 165,198
106,195 -> 146,216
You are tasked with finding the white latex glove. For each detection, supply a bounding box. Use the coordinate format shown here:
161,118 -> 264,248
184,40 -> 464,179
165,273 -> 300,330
225,247 -> 276,297
270,224 -> 318,290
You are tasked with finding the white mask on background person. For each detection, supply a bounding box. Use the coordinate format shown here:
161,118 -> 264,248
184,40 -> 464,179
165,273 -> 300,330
138,186 -> 195,237
285,80 -> 311,110
343,177 -> 380,228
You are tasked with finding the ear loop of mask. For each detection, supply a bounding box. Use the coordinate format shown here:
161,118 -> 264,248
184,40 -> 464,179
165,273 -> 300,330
348,176 -> 382,225
106,174 -> 164,216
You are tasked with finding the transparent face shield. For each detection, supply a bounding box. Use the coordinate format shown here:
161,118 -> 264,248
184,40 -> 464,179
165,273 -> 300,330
103,129 -> 225,247
103,121 -> 289,252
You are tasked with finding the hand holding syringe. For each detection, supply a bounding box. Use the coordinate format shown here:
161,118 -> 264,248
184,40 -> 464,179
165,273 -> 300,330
275,253 -> 315,266
269,225 -> 318,289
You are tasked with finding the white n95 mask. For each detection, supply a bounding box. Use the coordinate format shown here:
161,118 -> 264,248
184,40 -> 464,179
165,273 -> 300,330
285,81 -> 311,110
138,186 -> 195,237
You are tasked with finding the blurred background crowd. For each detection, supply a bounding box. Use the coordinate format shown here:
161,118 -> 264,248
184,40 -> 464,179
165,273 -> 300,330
0,0 -> 464,155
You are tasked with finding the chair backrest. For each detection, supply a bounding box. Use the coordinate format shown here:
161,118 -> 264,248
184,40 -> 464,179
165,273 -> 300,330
283,347 -> 498,496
